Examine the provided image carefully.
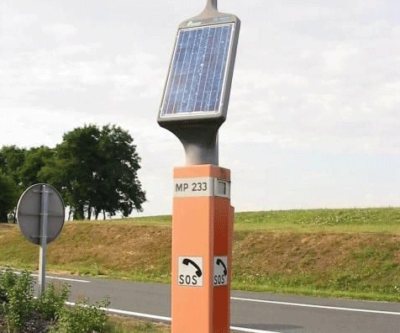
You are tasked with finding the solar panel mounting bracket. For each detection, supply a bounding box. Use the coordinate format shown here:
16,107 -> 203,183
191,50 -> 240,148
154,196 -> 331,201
202,0 -> 218,14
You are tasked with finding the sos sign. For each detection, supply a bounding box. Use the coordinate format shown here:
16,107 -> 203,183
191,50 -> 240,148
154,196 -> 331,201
178,257 -> 203,287
214,256 -> 228,286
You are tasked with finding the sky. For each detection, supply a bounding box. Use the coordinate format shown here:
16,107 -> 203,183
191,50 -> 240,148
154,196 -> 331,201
1,0 -> 399,216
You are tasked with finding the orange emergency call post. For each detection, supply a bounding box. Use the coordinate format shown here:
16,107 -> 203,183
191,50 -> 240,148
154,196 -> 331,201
171,165 -> 234,333
157,1 -> 240,332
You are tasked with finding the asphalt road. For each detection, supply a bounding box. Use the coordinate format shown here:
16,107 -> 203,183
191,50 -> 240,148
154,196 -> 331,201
36,274 -> 400,333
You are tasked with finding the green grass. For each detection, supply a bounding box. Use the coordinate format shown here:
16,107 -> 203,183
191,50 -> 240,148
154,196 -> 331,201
106,316 -> 244,333
68,215 -> 172,227
107,316 -> 169,333
1,207 -> 400,302
109,207 -> 400,233
233,208 -> 400,233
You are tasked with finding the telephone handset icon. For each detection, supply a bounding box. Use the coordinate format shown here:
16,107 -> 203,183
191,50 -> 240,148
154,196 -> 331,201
216,258 -> 227,276
183,258 -> 202,277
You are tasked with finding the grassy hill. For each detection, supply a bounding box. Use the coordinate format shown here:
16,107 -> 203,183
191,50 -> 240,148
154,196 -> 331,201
1,207 -> 400,302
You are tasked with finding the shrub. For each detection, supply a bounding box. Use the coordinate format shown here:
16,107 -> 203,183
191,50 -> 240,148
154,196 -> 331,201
36,282 -> 70,320
0,267 -> 18,303
49,298 -> 109,333
0,270 -> 34,333
0,269 -> 110,333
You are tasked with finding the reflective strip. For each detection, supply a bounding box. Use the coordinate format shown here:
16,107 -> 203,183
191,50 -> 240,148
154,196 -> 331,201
174,177 -> 230,198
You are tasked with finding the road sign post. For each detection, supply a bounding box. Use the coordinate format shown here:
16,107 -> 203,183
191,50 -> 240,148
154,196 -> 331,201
158,1 -> 240,332
16,183 -> 65,294
39,185 -> 49,294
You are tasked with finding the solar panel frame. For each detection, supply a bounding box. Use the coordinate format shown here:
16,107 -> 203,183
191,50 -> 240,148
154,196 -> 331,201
160,24 -> 234,118
158,14 -> 240,126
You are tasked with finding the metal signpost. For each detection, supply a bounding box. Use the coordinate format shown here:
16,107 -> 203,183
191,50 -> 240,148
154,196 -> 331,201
158,1 -> 240,332
17,184 -> 65,294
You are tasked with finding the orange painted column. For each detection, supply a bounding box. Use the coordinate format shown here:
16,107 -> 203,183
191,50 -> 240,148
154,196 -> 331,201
172,164 -> 234,333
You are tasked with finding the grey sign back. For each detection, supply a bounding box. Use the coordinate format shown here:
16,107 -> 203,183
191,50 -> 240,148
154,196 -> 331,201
17,183 -> 65,245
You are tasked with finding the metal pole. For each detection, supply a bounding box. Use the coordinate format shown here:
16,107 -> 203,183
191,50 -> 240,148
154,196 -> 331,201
38,185 -> 49,294
206,0 -> 218,10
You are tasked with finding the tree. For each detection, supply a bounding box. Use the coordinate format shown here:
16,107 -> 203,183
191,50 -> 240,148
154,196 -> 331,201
0,173 -> 19,222
92,125 -> 146,219
0,145 -> 26,188
39,125 -> 101,220
20,146 -> 54,188
40,124 -> 146,220
0,146 -> 27,222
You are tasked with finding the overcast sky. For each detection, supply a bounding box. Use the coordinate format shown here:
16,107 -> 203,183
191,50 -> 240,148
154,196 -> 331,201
1,0 -> 399,216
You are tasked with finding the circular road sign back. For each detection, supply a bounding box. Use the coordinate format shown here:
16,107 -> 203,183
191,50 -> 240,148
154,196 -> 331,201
17,183 -> 65,245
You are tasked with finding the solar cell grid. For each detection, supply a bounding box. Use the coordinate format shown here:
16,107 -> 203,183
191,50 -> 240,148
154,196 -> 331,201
161,24 -> 233,116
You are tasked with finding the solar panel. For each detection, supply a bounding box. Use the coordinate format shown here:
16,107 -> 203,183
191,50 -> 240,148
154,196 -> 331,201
161,24 -> 234,117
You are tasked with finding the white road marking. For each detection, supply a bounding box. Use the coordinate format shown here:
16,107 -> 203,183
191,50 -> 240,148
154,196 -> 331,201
231,327 -> 281,333
1,270 -> 90,283
66,301 -> 171,321
31,274 -> 91,283
65,301 -> 281,333
231,297 -> 400,316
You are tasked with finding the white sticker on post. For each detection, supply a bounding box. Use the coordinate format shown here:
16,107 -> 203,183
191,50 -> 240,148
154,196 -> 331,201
214,256 -> 228,286
174,178 -> 231,198
178,257 -> 203,287
174,178 -> 213,197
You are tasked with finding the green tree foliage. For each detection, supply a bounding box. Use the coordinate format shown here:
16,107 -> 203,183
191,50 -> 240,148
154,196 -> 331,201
20,146 -> 54,188
0,146 -> 27,222
40,124 -> 146,220
0,173 -> 19,222
0,145 -> 26,188
93,125 -> 146,219
0,145 -> 53,222
0,124 -> 145,221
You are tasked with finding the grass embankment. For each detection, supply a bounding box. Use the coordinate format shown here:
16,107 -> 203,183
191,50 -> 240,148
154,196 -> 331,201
108,316 -> 169,333
1,208 -> 400,302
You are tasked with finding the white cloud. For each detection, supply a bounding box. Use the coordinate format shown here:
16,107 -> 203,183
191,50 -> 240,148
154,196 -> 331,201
322,44 -> 359,72
42,23 -> 78,40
